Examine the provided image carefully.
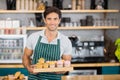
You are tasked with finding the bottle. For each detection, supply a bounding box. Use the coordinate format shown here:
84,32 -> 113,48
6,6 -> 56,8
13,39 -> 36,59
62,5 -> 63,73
90,0 -> 96,9
53,0 -> 57,8
72,0 -> 76,10
103,0 -> 108,9
58,0 -> 63,9
53,0 -> 63,9
44,1 -> 48,9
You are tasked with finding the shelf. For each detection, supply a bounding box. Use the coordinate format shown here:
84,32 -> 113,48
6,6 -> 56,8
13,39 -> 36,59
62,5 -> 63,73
61,10 -> 120,13
0,26 -> 119,30
0,63 -> 120,68
0,10 -> 119,13
26,26 -> 119,30
0,10 -> 43,13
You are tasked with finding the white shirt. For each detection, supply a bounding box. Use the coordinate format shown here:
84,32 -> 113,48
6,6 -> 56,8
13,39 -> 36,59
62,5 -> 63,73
26,30 -> 72,58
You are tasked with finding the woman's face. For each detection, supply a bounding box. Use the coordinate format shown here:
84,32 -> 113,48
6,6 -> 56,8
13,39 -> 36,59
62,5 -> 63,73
44,12 -> 61,31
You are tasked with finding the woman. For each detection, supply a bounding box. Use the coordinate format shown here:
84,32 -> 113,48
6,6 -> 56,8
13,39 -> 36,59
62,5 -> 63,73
22,7 -> 72,80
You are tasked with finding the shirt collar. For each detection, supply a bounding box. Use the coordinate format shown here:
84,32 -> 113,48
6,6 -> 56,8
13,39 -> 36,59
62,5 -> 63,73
40,29 -> 60,39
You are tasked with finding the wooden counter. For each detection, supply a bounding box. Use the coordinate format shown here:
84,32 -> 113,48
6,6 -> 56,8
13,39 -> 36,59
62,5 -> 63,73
71,62 -> 120,67
0,64 -> 24,68
62,74 -> 120,80
0,63 -> 120,68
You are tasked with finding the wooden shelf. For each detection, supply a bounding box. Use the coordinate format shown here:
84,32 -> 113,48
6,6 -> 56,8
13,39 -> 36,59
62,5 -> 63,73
61,10 -> 120,13
0,63 -> 120,68
0,10 -> 44,13
26,26 -> 119,30
0,26 -> 119,30
0,10 -> 119,13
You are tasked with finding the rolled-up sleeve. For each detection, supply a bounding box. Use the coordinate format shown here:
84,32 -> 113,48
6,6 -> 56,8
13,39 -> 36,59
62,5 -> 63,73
62,37 -> 72,55
26,35 -> 33,50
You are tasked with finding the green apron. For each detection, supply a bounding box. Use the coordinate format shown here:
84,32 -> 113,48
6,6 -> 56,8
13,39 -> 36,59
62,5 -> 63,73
28,36 -> 63,80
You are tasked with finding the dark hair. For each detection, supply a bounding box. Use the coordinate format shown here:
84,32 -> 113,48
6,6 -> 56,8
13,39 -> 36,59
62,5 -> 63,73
43,7 -> 61,19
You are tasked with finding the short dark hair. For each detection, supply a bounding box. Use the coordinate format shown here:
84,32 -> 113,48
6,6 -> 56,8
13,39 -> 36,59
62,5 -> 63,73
43,7 -> 61,19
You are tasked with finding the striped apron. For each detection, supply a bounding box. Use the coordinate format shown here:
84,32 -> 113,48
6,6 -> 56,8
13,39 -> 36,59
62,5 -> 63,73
28,36 -> 63,80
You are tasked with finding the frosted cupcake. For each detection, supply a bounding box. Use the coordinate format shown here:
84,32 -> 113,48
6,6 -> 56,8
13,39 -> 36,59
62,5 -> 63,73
49,61 -> 56,68
36,63 -> 43,68
43,63 -> 49,68
64,60 -> 71,67
56,60 -> 64,68
38,58 -> 45,64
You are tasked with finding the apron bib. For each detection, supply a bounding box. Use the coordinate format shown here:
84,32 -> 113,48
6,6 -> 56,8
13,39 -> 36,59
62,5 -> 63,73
28,36 -> 63,80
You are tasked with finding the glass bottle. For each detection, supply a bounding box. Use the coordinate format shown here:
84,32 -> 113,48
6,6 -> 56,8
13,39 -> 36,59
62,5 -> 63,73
90,0 -> 96,9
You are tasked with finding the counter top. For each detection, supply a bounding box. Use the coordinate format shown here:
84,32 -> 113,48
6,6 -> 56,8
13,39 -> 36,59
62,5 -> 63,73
62,74 -> 120,80
0,63 -> 120,68
71,62 -> 120,67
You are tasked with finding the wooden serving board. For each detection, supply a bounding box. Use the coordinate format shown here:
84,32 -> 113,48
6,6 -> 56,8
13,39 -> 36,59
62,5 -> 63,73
33,67 -> 73,73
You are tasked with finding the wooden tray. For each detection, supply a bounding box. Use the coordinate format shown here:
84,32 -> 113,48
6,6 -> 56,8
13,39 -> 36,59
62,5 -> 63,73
33,67 -> 73,73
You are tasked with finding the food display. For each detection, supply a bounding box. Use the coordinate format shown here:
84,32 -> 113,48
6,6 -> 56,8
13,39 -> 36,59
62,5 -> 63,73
33,58 -> 73,72
1,71 -> 26,80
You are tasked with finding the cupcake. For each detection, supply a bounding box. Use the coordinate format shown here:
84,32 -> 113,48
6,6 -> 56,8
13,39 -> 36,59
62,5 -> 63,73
49,61 -> 56,68
56,60 -> 63,68
64,60 -> 71,67
36,63 -> 43,68
43,63 -> 49,68
38,58 -> 45,64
